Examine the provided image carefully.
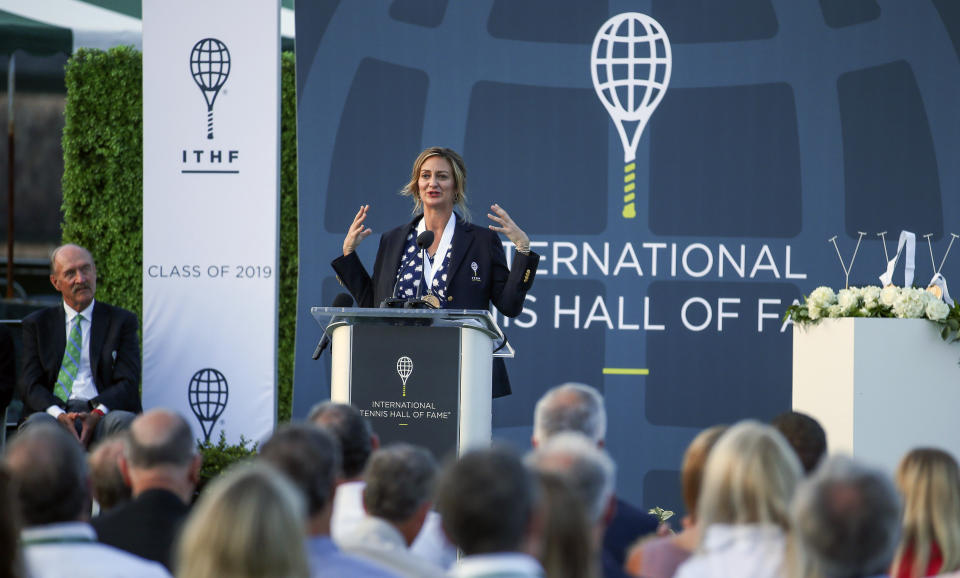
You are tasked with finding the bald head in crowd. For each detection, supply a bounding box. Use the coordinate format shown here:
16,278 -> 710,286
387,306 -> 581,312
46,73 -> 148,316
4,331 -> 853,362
122,409 -> 200,502
533,383 -> 606,447
6,423 -> 90,526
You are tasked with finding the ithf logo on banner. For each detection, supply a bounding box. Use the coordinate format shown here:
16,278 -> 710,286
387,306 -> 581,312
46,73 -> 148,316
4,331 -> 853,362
591,13 -> 671,220
188,367 -> 229,442
183,38 -> 239,174
397,356 -> 413,397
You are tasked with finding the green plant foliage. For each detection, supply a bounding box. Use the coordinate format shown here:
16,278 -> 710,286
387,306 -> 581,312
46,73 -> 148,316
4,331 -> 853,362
61,48 -> 299,423
61,46 -> 143,317
196,431 -> 258,491
278,52 -> 298,423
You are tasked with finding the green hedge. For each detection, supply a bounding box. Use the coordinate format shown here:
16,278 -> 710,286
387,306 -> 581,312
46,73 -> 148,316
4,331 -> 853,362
62,47 -> 299,422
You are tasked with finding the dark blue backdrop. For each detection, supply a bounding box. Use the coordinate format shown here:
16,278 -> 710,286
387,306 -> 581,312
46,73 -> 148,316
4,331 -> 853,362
293,0 -> 960,515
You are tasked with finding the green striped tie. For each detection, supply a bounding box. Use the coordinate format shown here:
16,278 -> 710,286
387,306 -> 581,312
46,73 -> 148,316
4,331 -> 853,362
55,314 -> 84,402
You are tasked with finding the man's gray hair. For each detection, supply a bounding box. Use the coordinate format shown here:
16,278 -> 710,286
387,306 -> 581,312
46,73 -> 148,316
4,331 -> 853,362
526,431 -> 615,522
791,455 -> 901,578
533,383 -> 607,444
363,443 -> 437,523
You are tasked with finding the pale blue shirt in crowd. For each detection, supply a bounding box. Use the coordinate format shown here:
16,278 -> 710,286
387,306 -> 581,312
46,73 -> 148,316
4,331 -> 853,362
46,300 -> 109,418
21,521 -> 171,578
449,552 -> 545,578
307,535 -> 402,578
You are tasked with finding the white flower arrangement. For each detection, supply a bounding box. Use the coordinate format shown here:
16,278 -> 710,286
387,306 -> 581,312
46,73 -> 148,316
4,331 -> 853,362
785,285 -> 960,344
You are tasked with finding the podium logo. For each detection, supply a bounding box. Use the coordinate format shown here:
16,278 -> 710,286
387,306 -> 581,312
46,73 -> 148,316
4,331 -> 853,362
591,13 -> 671,220
188,367 -> 229,442
190,38 -> 231,140
397,356 -> 413,397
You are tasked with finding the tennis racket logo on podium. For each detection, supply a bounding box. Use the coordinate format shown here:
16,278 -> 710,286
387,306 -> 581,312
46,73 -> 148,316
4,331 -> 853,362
188,367 -> 229,442
397,356 -> 413,397
190,38 -> 231,140
591,13 -> 671,220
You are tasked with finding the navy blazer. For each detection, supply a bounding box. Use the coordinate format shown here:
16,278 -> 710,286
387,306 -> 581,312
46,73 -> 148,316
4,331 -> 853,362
332,215 -> 540,397
19,301 -> 142,415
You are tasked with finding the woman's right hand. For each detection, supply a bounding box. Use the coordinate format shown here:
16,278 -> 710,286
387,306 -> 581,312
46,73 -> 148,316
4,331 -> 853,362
343,205 -> 373,256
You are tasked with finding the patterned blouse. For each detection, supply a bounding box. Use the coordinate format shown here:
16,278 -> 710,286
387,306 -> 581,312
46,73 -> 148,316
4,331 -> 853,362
393,229 -> 452,304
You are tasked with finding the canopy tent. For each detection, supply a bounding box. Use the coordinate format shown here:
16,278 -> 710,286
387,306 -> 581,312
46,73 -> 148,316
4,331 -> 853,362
0,0 -> 296,90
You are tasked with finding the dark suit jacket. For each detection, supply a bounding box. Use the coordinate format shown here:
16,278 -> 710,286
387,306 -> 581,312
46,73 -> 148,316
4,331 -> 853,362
19,300 -> 142,415
332,215 -> 540,397
604,497 -> 660,569
92,488 -> 190,571
0,324 -> 15,411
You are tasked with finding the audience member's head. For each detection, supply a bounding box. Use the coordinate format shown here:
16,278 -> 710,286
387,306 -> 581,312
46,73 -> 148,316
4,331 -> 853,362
680,425 -> 727,525
535,470 -> 599,578
258,424 -> 341,530
5,423 -> 90,527
891,447 -> 960,577
436,446 -> 538,557
175,463 -> 309,578
772,411 -> 827,475
698,420 -> 802,532
526,432 -> 615,526
309,402 -> 377,479
88,434 -> 131,512
362,443 -> 437,545
791,455 -> 901,578
532,383 -> 606,446
0,463 -> 24,578
122,409 -> 201,503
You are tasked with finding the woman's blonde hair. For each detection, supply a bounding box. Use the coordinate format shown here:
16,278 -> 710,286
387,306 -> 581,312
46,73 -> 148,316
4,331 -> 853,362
400,147 -> 471,221
696,420 -> 803,533
175,463 -> 309,578
891,448 -> 960,578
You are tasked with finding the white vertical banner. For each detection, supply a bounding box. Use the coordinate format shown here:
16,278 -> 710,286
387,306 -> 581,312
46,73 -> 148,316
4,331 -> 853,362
142,0 -> 279,444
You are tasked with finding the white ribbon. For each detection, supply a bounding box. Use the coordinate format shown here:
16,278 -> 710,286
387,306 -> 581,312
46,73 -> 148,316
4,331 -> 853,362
928,272 -> 952,303
879,231 -> 915,287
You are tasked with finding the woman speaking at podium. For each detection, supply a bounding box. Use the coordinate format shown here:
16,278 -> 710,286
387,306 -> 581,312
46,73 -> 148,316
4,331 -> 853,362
331,147 -> 540,397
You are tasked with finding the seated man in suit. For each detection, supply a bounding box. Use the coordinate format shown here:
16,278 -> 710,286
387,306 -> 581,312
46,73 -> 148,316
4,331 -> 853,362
19,244 -> 140,447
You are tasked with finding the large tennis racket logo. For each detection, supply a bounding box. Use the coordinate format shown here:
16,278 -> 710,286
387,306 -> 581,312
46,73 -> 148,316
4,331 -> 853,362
190,38 -> 231,140
591,13 -> 671,220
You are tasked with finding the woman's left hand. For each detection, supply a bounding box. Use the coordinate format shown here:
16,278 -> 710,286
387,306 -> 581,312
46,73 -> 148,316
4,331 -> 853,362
487,204 -> 530,250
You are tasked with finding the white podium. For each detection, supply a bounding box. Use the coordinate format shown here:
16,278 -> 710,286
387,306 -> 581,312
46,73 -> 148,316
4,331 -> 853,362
311,307 -> 513,461
793,318 -> 960,474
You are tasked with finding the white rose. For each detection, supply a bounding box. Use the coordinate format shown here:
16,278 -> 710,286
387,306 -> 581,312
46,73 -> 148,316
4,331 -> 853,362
828,304 -> 844,317
926,299 -> 950,321
879,286 -> 900,307
808,304 -> 822,320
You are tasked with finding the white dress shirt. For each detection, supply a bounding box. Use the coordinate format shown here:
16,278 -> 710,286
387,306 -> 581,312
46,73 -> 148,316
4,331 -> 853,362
674,523 -> 786,578
22,522 -> 171,578
47,300 -> 109,417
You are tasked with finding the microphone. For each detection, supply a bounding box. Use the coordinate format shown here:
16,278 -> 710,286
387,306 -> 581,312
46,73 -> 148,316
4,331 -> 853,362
415,230 -> 435,300
312,293 -> 354,360
405,230 -> 439,309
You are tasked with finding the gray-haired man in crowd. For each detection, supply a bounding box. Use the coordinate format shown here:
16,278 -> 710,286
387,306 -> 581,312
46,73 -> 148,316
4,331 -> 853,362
338,443 -> 446,578
532,383 -> 660,568
791,455 -> 901,578
5,423 -> 170,578
91,409 -> 201,571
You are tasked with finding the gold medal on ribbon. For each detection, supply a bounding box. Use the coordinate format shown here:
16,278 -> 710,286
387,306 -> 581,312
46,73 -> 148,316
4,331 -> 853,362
927,285 -> 943,299
422,294 -> 440,308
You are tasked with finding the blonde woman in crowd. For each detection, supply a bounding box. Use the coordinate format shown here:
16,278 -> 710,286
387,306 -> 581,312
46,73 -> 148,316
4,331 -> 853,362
175,463 -> 310,578
674,420 -> 803,578
890,448 -> 960,578
626,425 -> 727,578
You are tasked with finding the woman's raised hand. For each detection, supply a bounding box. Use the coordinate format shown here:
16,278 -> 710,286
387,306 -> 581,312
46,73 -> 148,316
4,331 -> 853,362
487,204 -> 530,251
343,205 -> 373,256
